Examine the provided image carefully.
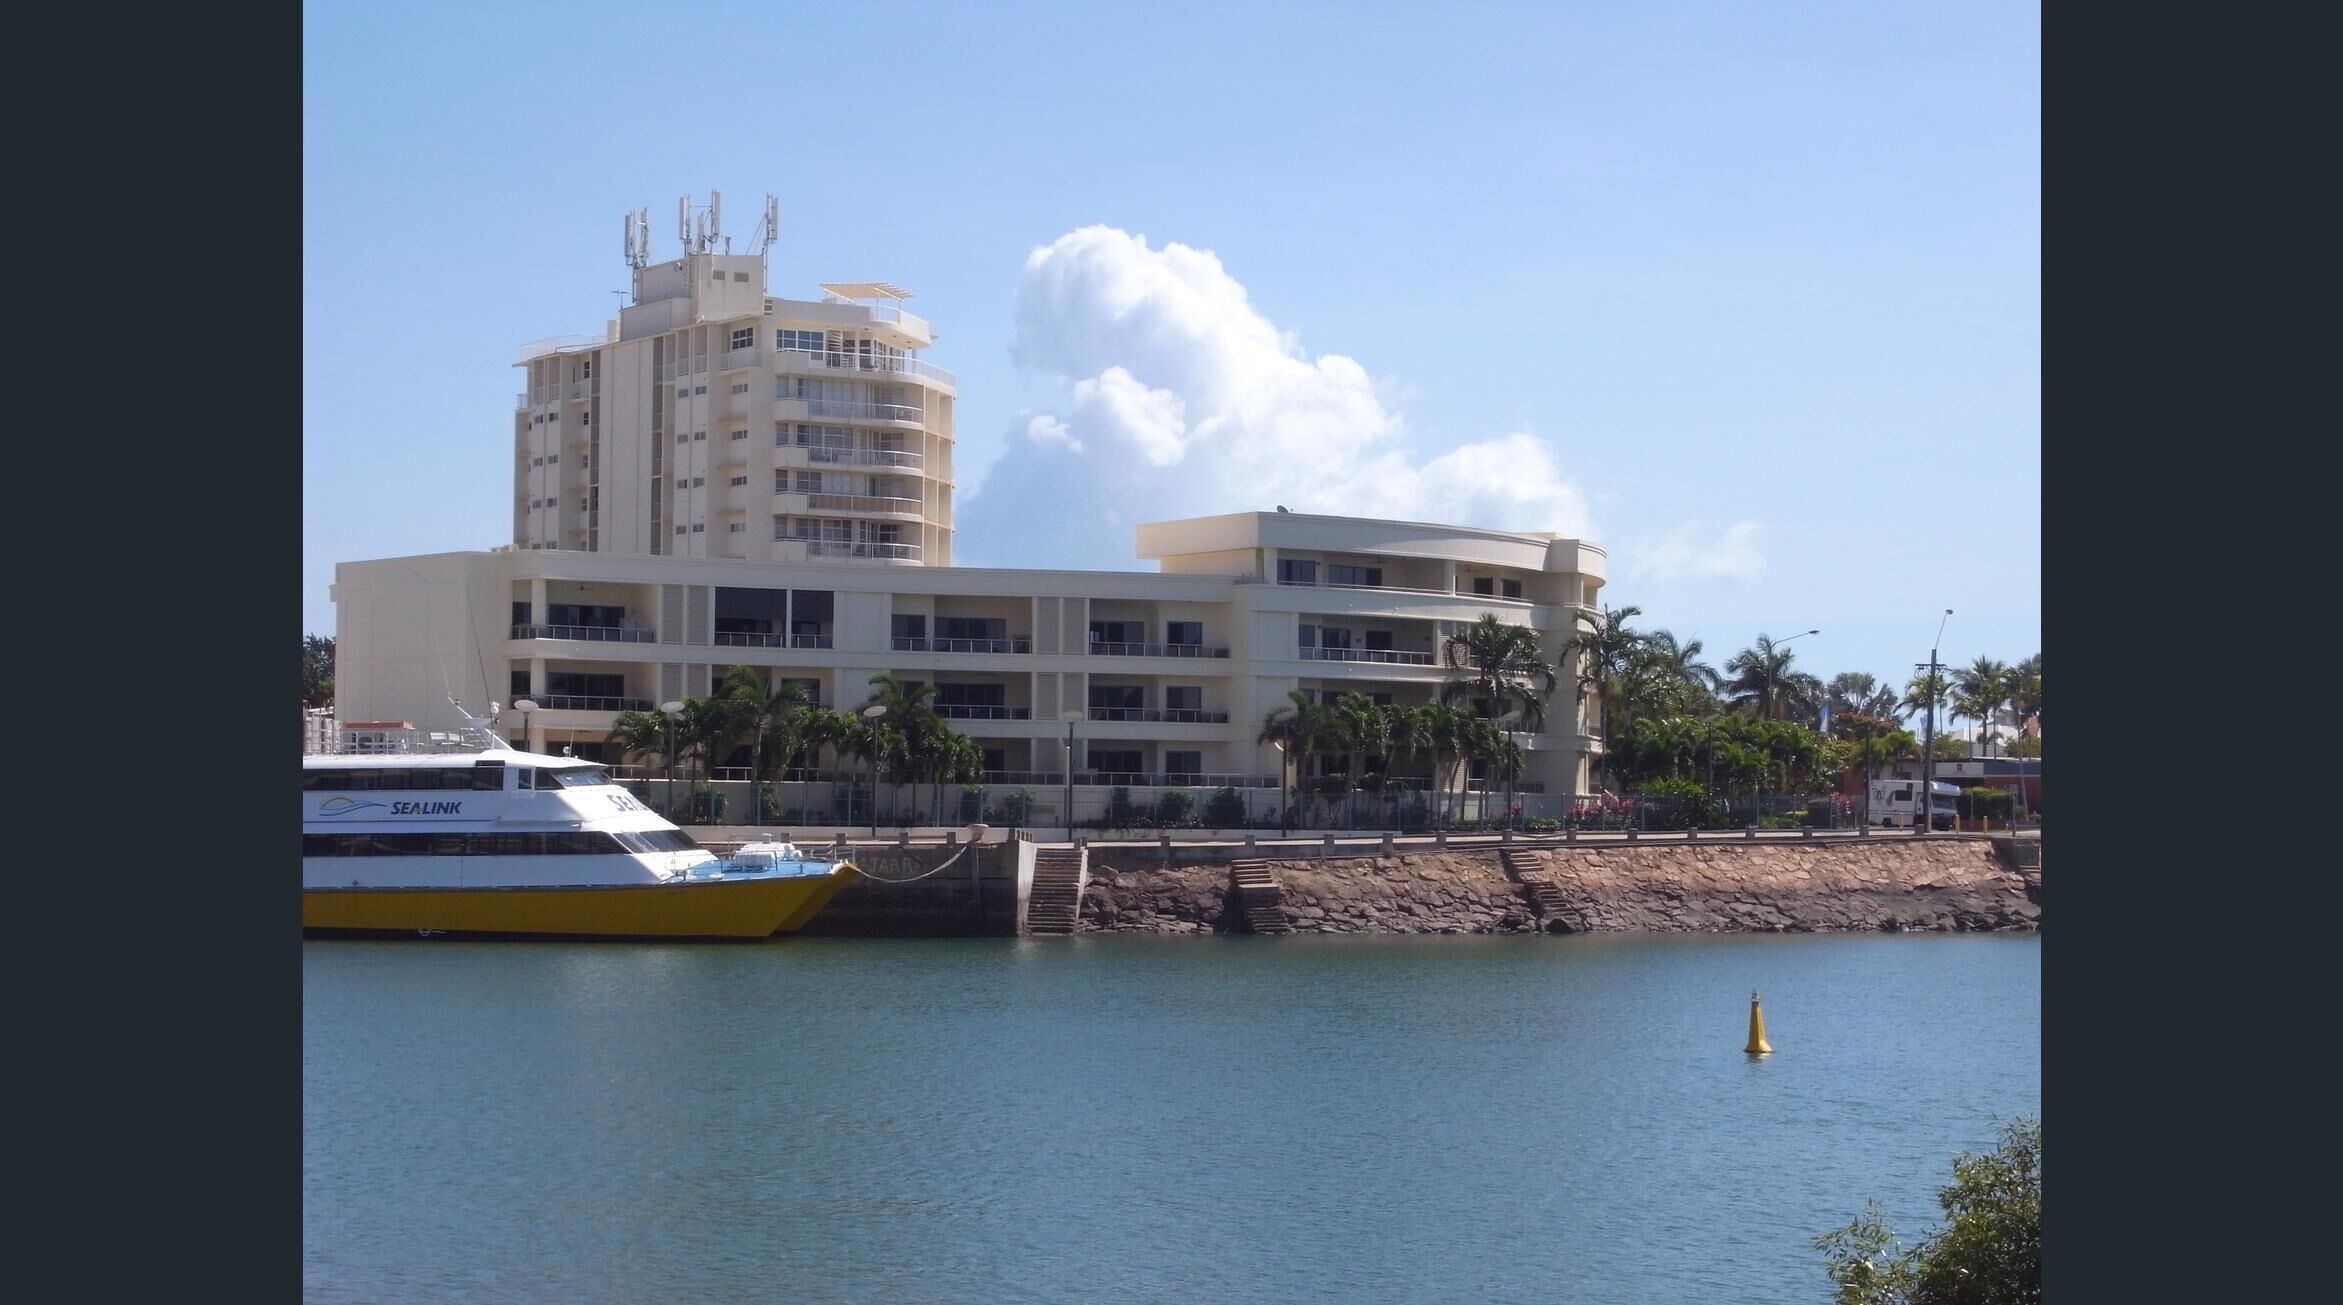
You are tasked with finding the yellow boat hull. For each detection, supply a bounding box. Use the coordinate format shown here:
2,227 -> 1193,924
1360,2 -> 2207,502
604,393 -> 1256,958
303,865 -> 857,940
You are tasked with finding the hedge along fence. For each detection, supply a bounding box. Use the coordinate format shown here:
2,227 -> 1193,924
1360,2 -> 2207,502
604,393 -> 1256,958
1956,786 -> 2017,820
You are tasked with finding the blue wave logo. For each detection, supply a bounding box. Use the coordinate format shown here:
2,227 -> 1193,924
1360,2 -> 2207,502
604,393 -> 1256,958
317,796 -> 388,817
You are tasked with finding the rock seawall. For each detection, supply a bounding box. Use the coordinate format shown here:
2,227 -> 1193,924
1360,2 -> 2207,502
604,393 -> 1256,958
1078,839 -> 2039,935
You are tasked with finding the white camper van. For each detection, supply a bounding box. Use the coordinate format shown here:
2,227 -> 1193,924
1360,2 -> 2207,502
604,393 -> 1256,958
1867,779 -> 1959,830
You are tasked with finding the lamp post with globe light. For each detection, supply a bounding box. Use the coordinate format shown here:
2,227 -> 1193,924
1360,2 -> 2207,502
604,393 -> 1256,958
512,698 -> 538,754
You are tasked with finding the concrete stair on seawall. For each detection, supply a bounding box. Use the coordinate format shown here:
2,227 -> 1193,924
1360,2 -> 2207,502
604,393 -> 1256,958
1228,859 -> 1291,935
1026,848 -> 1086,935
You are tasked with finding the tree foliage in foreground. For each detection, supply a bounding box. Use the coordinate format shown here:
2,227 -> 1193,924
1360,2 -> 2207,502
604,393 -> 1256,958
1816,1116 -> 2040,1305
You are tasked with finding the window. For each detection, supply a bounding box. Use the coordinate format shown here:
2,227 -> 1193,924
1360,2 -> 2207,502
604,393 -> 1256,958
731,429 -> 748,440
731,383 -> 749,395
729,475 -> 748,487
733,271 -> 749,282
693,386 -> 707,395
691,523 -> 705,532
777,329 -> 824,353
676,526 -> 687,535
691,477 -> 705,488
677,433 -> 689,445
530,456 -> 542,466
728,522 -> 745,533
936,617 -> 1008,641
510,669 -> 530,697
1088,684 -> 1143,710
1088,750 -> 1144,776
693,431 -> 706,441
1166,620 -> 1202,646
936,682 -> 1004,707
1328,564 -> 1383,587
1164,751 -> 1202,778
1298,623 -> 1317,649
1364,630 -> 1393,652
1277,559 -> 1318,585
729,328 -> 754,350
546,454 -> 558,464
892,614 -> 927,640
1166,686 -> 1202,711
1320,627 -> 1353,650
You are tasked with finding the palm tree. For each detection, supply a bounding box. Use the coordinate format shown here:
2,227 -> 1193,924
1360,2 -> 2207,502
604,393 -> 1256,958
1778,671 -> 1826,729
1386,704 -> 1437,828
1421,702 -> 1474,827
1445,613 -> 1559,819
2009,654 -> 2042,727
1827,673 -> 1900,721
863,671 -> 941,821
1258,689 -> 1332,834
1560,605 -> 1643,790
603,709 -> 673,771
1641,630 -> 1719,698
1953,657 -> 2014,756
719,666 -> 814,824
1723,635 -> 1806,721
1329,692 -> 1388,828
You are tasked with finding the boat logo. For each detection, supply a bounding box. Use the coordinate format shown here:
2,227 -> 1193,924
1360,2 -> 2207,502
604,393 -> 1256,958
316,797 -> 388,817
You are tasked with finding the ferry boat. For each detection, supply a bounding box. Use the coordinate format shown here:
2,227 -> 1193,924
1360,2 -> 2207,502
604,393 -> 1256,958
303,708 -> 857,940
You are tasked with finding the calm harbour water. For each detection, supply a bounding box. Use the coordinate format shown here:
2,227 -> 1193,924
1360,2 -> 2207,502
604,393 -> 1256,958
304,933 -> 2039,1304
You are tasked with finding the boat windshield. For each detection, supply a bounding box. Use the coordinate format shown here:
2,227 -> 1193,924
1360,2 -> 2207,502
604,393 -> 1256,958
545,767 -> 614,788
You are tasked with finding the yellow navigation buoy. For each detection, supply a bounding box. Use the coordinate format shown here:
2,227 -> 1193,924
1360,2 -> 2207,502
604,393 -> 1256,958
1745,989 -> 1773,1055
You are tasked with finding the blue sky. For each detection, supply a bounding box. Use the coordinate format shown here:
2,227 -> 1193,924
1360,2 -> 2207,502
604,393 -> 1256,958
304,0 -> 2038,702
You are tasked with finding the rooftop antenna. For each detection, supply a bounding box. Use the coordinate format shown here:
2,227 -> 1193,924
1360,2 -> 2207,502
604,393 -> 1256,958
623,208 -> 650,270
677,195 -> 691,250
757,195 -> 780,254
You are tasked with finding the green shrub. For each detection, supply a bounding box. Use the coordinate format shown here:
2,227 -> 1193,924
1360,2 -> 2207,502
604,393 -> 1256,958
1202,785 -> 1248,828
1957,786 -> 2016,819
1156,789 -> 1198,827
1107,786 -> 1136,830
1523,817 -> 1561,833
684,784 -> 726,825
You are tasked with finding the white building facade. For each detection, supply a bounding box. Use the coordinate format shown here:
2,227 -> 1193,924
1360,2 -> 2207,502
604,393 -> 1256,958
335,201 -> 1610,822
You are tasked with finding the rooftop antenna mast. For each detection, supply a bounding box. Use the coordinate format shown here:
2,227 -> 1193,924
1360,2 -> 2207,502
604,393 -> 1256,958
622,208 -> 649,271
757,194 -> 780,254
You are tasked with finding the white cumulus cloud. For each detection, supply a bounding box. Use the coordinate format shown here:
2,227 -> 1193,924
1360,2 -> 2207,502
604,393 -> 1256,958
959,226 -> 1593,568
1625,520 -> 1767,583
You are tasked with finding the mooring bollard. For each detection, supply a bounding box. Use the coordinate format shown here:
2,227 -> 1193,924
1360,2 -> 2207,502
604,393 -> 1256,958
1565,826 -> 1577,844
1502,829 -> 1515,844
1322,834 -> 1336,858
1436,830 -> 1449,847
1160,834 -> 1173,864
1802,826 -> 1814,839
1244,835 -> 1258,853
1745,825 -> 1758,840
1686,826 -> 1698,841
1626,828 -> 1639,842
1381,832 -> 1395,855
897,831 -> 910,850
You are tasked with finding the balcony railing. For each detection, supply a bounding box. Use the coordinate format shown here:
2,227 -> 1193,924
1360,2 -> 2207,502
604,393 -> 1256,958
1236,576 -> 1537,604
937,637 -> 1031,654
715,631 -> 785,647
1299,646 -> 1435,665
510,624 -> 656,644
936,705 -> 1032,720
776,346 -> 956,387
1086,642 -> 1229,658
1464,779 -> 1549,794
806,492 -> 924,516
719,348 -> 761,372
1074,772 -> 1271,788
1086,707 -> 1232,724
514,392 -> 528,409
801,398 -> 926,424
789,633 -> 834,649
563,381 -> 594,400
980,770 -> 1063,786
806,446 -> 923,469
536,695 -> 652,712
787,539 -> 922,562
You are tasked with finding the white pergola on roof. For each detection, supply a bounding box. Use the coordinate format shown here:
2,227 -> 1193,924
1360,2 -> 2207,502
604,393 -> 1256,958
818,281 -> 913,301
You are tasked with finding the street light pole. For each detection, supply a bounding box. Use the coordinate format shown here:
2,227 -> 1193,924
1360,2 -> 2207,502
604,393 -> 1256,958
1917,610 -> 1952,833
1059,709 -> 1084,841
861,703 -> 889,837
659,699 -> 685,820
